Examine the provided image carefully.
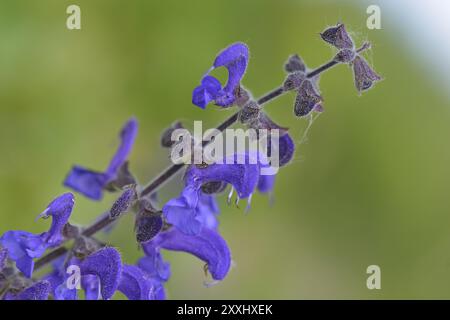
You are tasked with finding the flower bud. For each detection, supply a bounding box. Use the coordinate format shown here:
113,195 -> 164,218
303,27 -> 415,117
284,54 -> 306,73
254,112 -> 289,134
62,222 -> 81,239
334,48 -> 356,63
294,80 -> 323,117
352,55 -> 382,93
109,187 -> 137,219
201,181 -> 227,194
283,72 -> 306,91
320,23 -> 354,49
161,121 -> 183,148
135,212 -> 163,243
238,101 -> 261,125
234,86 -> 251,108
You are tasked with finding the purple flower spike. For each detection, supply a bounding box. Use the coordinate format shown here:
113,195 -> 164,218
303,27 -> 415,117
80,247 -> 122,300
110,187 -> 137,219
64,118 -> 138,200
38,192 -> 75,247
193,42 -> 249,108
145,227 -> 231,281
352,55 -> 382,93
118,264 -> 165,300
4,281 -> 51,300
0,231 -> 47,278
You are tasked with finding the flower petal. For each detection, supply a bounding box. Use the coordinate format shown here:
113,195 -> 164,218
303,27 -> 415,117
38,192 -> 75,247
82,275 -> 100,300
63,166 -> 108,200
64,118 -> 138,200
257,174 -> 276,193
192,76 -> 223,109
106,117 -> 138,175
137,250 -> 171,283
4,281 -> 51,300
162,186 -> 203,235
0,230 -> 47,278
192,43 -> 249,108
147,227 -> 231,281
213,42 -> 249,94
54,284 -> 78,300
80,247 -> 122,300
278,133 -> 295,167
118,264 -> 165,300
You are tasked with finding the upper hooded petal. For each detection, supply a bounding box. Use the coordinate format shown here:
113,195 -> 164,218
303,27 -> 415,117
213,42 -> 249,95
38,192 -> 75,247
106,117 -> 138,175
64,118 -> 138,200
146,227 -> 231,281
185,153 -> 261,199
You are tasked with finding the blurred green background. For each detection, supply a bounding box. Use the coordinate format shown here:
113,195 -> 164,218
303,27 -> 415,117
1,0 -> 450,299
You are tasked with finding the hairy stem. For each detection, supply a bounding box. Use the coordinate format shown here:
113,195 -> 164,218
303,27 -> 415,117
33,56 -> 341,271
